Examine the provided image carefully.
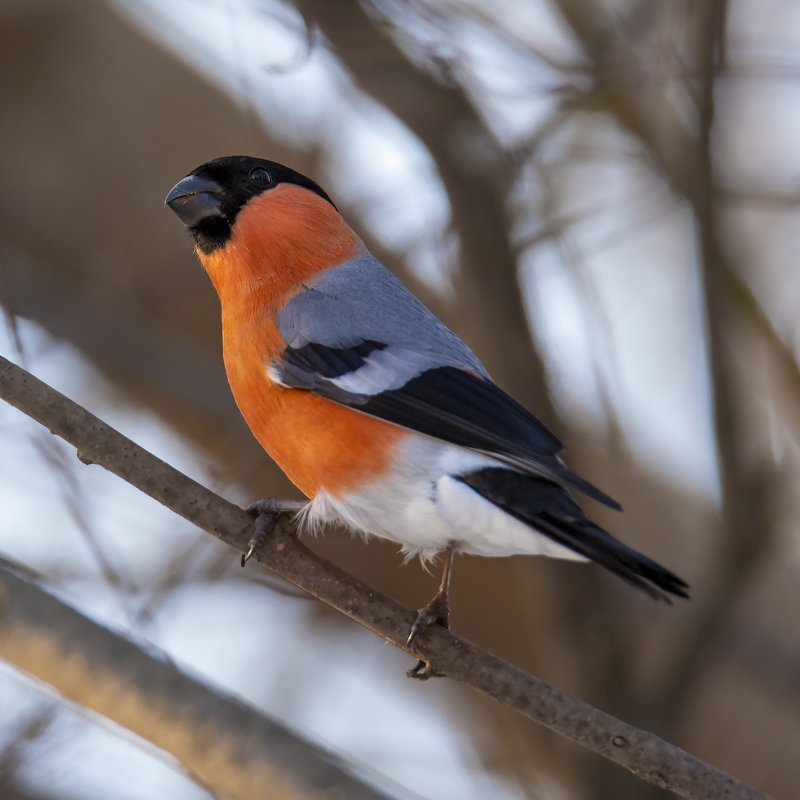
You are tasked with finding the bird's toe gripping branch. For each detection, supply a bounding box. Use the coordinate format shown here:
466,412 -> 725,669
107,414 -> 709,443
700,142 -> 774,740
406,594 -> 451,648
241,498 -> 305,567
406,547 -> 456,680
406,595 -> 450,680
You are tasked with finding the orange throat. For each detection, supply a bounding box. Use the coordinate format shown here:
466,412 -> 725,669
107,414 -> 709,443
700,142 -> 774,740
198,183 -> 364,309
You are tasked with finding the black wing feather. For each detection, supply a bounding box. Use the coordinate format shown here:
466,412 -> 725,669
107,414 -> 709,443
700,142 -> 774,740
286,340 -> 387,378
458,469 -> 689,601
357,366 -> 562,455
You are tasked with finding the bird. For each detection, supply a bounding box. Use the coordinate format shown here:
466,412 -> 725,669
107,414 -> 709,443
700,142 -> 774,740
166,156 -> 688,676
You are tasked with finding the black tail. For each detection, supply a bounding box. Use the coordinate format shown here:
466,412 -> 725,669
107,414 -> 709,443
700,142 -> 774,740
457,468 -> 689,602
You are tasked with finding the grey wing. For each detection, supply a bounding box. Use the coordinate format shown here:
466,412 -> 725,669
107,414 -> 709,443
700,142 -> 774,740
277,252 -> 489,388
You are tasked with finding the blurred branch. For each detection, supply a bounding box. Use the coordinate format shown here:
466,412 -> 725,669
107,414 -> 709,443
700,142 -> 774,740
0,558 -> 390,800
695,0 -> 771,570
552,0 -> 703,204
652,0 -> 775,722
553,0 -> 776,717
726,270 -> 800,432
0,355 -> 773,800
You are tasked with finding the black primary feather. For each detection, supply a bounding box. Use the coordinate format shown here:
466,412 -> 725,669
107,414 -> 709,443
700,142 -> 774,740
457,468 -> 689,601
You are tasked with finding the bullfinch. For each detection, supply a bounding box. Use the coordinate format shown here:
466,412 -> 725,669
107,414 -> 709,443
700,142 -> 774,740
166,156 -> 688,670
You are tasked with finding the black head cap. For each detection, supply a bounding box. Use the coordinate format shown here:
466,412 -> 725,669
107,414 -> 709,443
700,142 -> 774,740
165,156 -> 335,254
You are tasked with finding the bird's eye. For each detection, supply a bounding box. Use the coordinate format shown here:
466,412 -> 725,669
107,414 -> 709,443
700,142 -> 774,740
249,168 -> 272,185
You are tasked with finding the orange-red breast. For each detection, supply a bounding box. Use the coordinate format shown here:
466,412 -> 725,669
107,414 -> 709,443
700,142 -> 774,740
166,156 -> 688,652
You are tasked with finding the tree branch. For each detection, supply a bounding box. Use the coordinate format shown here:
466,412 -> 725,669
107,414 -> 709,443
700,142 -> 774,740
0,559 -> 391,800
0,355 -> 772,800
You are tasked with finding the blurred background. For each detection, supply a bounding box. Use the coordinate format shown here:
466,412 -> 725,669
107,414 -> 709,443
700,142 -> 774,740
1,0 -> 798,797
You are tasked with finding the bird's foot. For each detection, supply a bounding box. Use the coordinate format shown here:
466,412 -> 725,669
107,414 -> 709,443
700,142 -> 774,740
406,594 -> 450,680
407,659 -> 444,681
406,597 -> 450,646
246,498 -> 306,518
241,499 -> 305,567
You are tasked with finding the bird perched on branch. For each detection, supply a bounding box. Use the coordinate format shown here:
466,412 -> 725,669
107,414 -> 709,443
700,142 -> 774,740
166,156 -> 688,677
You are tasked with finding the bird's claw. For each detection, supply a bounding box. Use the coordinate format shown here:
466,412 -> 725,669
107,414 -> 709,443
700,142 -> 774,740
406,605 -> 444,647
241,498 -> 304,567
407,593 -> 450,645
241,514 -> 269,567
406,659 -> 442,680
240,546 -> 255,568
405,597 -> 450,680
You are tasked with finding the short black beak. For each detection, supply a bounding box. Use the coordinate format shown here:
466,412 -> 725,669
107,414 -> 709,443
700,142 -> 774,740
165,174 -> 224,227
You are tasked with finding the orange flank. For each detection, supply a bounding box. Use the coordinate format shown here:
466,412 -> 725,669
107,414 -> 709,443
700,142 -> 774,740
197,183 -> 404,498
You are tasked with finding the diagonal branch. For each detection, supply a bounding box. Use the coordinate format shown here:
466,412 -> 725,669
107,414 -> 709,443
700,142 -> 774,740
0,354 -> 772,800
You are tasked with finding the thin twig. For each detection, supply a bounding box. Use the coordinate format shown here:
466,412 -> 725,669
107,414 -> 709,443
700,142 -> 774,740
0,355 -> 772,800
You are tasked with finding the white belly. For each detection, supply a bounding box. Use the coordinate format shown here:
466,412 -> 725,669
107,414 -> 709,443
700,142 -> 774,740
299,435 -> 587,564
